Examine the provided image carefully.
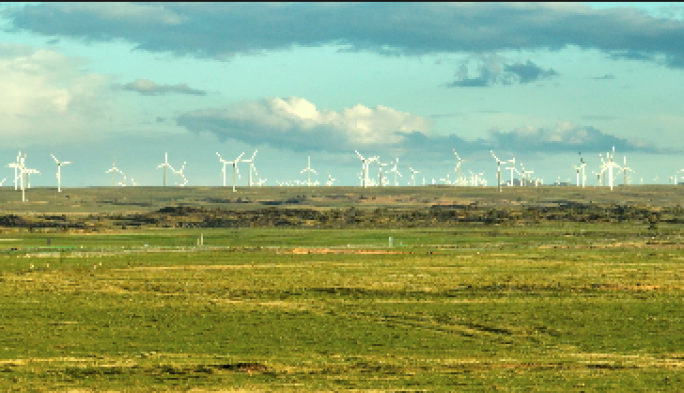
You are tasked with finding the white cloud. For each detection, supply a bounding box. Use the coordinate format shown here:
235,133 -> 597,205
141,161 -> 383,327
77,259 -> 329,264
0,44 -> 112,148
178,97 -> 433,152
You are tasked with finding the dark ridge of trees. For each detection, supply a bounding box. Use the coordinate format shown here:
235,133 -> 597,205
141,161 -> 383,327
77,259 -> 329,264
0,203 -> 677,230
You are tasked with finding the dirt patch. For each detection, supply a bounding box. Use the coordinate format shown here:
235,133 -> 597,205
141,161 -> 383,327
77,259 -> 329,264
288,247 -> 412,255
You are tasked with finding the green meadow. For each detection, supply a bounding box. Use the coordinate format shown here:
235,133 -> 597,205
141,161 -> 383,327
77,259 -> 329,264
1,221 -> 684,391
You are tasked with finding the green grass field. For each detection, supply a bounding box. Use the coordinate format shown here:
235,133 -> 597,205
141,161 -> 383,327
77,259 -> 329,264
1,221 -> 684,391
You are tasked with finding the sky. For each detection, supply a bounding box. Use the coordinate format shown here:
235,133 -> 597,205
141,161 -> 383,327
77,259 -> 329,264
1,2 -> 684,188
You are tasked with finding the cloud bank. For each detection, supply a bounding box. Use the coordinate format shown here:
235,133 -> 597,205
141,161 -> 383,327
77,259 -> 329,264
178,97 -> 433,153
117,79 -> 207,96
178,97 -> 661,157
0,43 -> 112,147
5,3 -> 684,67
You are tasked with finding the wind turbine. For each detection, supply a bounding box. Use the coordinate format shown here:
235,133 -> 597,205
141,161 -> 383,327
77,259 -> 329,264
506,157 -> 516,186
491,150 -> 511,193
355,150 -> 369,188
106,157 -> 123,187
326,172 -> 337,186
408,165 -> 420,186
157,153 -> 175,187
677,169 -> 684,186
217,152 -> 244,192
453,150 -> 470,186
173,162 -> 188,186
572,164 -> 582,187
255,178 -> 267,186
377,160 -> 392,187
301,156 -> 317,186
620,156 -> 634,186
51,154 -> 71,193
7,151 -> 21,190
242,150 -> 258,187
118,172 -> 127,187
604,147 -> 622,191
388,158 -> 401,186
0,178 -> 6,186
520,163 -> 534,187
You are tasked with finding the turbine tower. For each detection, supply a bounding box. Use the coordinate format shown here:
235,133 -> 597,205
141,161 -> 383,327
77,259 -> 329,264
51,154 -> 71,193
377,160 -> 391,187
408,165 -> 420,186
621,156 -> 634,186
572,164 -> 582,187
388,158 -> 401,186
242,150 -> 258,187
356,150 -> 369,188
300,156 -> 317,186
157,152 -> 174,187
217,152 -> 244,192
105,157 -> 122,187
326,172 -> 337,186
173,162 -> 188,186
605,147 -> 621,191
506,157 -> 516,186
7,152 -> 21,191
491,151 -> 511,193
453,150 -> 470,186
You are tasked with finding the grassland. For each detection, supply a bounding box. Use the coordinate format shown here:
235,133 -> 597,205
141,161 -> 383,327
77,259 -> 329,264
1,187 -> 684,390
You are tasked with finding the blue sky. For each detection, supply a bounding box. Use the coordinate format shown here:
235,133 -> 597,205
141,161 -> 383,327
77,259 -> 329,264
1,2 -> 684,188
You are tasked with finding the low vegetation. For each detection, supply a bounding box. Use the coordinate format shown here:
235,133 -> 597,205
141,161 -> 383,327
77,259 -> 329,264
0,187 -> 683,390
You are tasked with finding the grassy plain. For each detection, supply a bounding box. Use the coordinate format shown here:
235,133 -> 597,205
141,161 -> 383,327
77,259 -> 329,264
1,186 -> 683,390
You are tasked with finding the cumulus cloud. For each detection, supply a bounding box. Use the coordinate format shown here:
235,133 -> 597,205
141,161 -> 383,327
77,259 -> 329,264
488,121 -> 660,153
117,79 -> 207,96
5,3 -> 684,67
178,97 -> 433,153
0,43 -> 112,147
178,97 -> 659,157
447,58 -> 559,87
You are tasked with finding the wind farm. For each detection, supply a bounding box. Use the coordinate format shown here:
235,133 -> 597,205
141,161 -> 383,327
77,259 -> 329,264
4,2 -> 684,390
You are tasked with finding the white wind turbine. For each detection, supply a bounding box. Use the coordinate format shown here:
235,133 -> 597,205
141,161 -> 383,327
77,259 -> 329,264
242,150 -> 258,187
326,172 -> 337,186
572,164 -> 582,187
51,154 -> 71,193
453,150 -> 470,186
388,158 -> 401,186
11,153 -> 32,202
604,147 -> 622,190
506,157 -> 517,186
217,152 -> 244,192
677,169 -> 684,186
355,150 -> 369,188
0,178 -> 6,186
520,163 -> 534,187
591,170 -> 602,186
491,150 -> 511,192
106,157 -> 123,187
16,154 -> 27,202
621,156 -> 634,186
7,151 -> 21,190
173,162 -> 188,186
408,165 -> 420,186
157,152 -> 175,187
579,158 -> 587,188
377,160 -> 392,187
301,156 -> 317,186
255,178 -> 267,186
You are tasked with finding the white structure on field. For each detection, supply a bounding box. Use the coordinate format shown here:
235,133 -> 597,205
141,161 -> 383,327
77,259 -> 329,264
157,152 -> 175,187
217,152 -> 244,192
51,154 -> 71,192
300,156 -> 317,186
